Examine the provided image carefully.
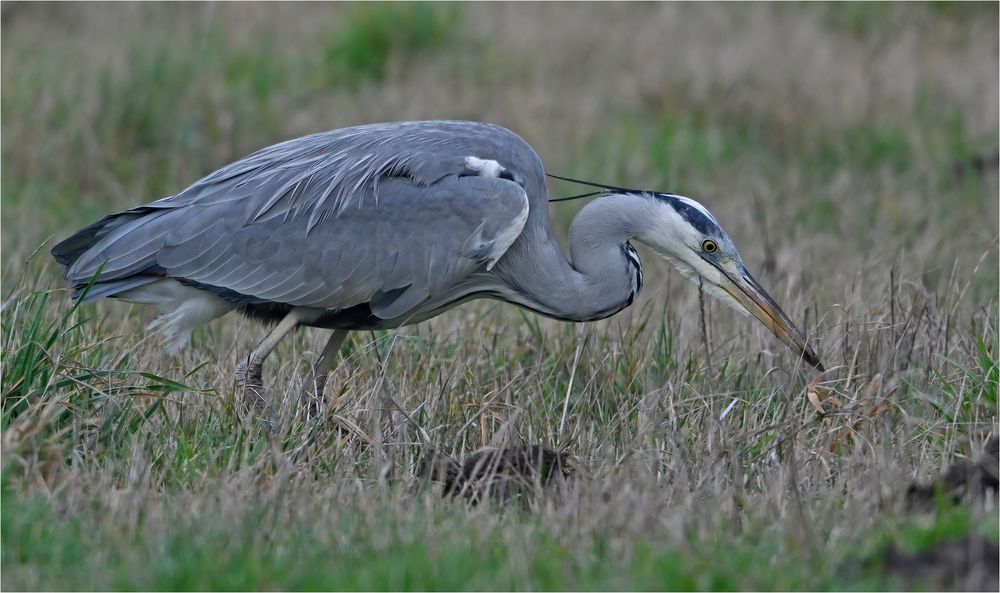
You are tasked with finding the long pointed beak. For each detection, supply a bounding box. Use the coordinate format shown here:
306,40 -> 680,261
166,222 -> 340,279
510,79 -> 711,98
718,265 -> 825,371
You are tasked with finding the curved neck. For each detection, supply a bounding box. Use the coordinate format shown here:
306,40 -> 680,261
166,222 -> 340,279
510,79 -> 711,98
495,193 -> 655,321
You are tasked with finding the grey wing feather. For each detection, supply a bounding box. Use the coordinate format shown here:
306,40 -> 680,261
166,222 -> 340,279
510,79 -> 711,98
161,175 -> 529,318
56,120 -> 544,317
165,120 -> 538,232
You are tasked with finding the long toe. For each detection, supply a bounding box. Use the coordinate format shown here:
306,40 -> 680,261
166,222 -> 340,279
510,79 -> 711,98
299,375 -> 327,420
241,382 -> 271,415
242,385 -> 281,432
234,360 -> 279,430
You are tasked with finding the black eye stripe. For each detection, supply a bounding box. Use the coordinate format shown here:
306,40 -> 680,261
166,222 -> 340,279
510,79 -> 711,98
665,196 -> 717,235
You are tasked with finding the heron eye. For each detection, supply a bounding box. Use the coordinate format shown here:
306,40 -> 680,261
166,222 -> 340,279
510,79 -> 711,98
702,240 -> 718,253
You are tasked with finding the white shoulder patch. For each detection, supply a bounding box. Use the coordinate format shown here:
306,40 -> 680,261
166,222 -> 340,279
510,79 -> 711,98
464,156 -> 505,179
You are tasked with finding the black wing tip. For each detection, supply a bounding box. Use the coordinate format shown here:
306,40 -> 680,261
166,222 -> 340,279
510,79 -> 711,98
50,235 -> 78,266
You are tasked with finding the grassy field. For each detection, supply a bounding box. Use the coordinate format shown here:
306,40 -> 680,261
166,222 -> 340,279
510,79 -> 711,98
2,2 -> 998,590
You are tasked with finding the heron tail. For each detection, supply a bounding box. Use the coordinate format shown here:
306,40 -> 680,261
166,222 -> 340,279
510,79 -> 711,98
51,206 -> 168,301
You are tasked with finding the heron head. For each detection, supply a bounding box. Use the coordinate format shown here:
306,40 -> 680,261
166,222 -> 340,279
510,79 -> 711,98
635,192 -> 824,371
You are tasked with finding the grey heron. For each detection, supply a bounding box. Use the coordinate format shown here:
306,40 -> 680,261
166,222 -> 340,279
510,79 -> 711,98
52,120 -> 823,416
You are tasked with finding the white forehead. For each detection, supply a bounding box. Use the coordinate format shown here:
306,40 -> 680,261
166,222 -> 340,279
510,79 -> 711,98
648,198 -> 705,249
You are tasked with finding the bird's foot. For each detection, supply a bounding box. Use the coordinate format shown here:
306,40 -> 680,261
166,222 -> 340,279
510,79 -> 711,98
298,372 -> 328,421
234,356 -> 280,430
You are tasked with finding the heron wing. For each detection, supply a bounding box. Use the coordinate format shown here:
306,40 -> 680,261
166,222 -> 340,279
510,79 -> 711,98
173,174 -> 529,317
67,174 -> 529,320
146,120 -> 543,232
57,121 -> 547,319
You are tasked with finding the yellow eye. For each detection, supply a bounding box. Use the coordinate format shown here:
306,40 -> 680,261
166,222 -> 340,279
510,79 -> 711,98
702,240 -> 718,253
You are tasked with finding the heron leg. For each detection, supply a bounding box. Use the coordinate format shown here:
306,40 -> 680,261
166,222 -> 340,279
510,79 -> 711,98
301,329 -> 349,417
234,309 -> 306,422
